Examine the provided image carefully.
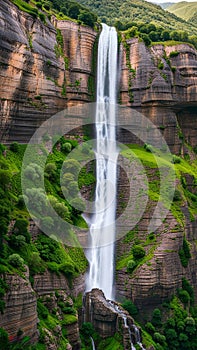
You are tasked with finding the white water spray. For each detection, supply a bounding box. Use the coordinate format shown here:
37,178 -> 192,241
86,24 -> 118,300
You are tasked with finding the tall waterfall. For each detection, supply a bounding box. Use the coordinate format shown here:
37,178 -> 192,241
86,24 -> 118,300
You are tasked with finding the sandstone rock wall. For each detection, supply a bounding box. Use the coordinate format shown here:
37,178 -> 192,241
118,39 -> 197,154
0,0 -> 97,144
116,171 -> 197,314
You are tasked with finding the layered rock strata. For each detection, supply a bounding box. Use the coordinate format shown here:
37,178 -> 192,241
118,39 -> 197,154
0,0 -> 97,144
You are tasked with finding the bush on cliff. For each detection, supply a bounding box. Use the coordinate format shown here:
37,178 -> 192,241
131,245 -> 146,260
0,328 -> 9,349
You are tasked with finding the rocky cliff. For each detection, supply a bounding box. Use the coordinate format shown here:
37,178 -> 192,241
119,38 -> 197,154
0,0 -> 97,144
0,268 -> 85,348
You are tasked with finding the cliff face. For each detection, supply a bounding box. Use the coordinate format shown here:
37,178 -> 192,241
119,39 -> 197,154
0,268 -> 85,347
0,0 -> 97,144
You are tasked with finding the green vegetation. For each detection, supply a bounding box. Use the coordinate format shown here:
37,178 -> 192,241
142,292 -> 197,350
10,0 -> 98,28
179,237 -> 191,267
121,21 -> 197,49
167,2 -> 197,25
75,0 -> 197,35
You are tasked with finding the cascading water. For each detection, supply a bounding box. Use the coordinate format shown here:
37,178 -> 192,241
86,23 -> 118,300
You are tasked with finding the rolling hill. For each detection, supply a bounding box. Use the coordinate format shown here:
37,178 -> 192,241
167,1 -> 197,25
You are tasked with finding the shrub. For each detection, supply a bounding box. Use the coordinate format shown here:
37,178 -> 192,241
61,142 -> 72,153
24,163 -> 42,181
169,51 -> 179,58
171,155 -> 181,164
62,159 -> 80,175
81,322 -> 95,337
140,33 -> 151,46
152,308 -> 162,327
0,328 -> 9,348
132,245 -> 146,260
127,259 -> 136,273
78,10 -> 96,28
0,143 -> 6,154
182,278 -> 194,303
173,189 -> 181,201
45,162 -> 57,180
179,237 -> 191,267
145,322 -> 155,334
70,197 -> 86,214
158,61 -> 164,70
10,235 -> 26,248
154,332 -> 166,344
39,13 -> 46,23
0,170 -> 11,188
10,142 -> 19,152
13,218 -> 31,243
8,254 -> 24,268
37,300 -> 48,319
36,1 -> 42,9
122,300 -> 138,316
17,194 -> 28,209
144,143 -> 153,152
178,289 -> 190,305
59,262 -> 75,276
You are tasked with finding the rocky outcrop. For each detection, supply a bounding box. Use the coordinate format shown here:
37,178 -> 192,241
116,168 -> 197,314
84,288 -> 144,348
0,267 -> 85,347
119,39 -> 197,154
56,20 -> 98,106
0,269 -> 38,343
0,0 -> 97,144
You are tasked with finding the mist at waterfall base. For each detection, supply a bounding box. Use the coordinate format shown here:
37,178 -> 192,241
85,23 -> 118,301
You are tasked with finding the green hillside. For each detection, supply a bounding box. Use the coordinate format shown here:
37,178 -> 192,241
167,1 -> 197,25
75,0 -> 197,34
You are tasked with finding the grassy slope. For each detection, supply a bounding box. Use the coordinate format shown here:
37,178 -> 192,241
167,1 -> 197,24
76,0 -> 197,34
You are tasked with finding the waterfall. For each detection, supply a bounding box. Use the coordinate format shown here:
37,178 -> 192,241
133,325 -> 146,350
86,23 -> 118,300
109,301 -> 136,350
90,337 -> 96,350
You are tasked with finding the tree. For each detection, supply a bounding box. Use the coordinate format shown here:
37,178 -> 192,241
10,142 -> 19,152
61,142 -> 72,154
122,300 -> 138,316
45,162 -> 57,181
78,10 -> 96,28
81,322 -> 95,337
152,308 -> 162,327
132,245 -> 146,260
161,30 -> 170,41
127,259 -> 136,273
178,289 -> 190,306
170,31 -> 180,41
8,254 -> 24,268
68,3 -> 81,19
140,33 -> 151,46
0,328 -> 9,349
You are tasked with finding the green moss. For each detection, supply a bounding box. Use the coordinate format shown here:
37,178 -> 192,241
63,314 -> 77,325
97,333 -> 124,350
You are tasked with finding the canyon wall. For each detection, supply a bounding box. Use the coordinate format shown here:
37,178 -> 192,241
0,0 -> 97,144
118,39 -> 197,154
